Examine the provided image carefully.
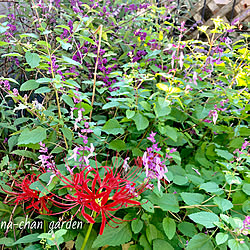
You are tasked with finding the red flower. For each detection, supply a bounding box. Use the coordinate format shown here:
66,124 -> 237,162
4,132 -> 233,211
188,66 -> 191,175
53,165 -> 146,235
1,174 -> 51,213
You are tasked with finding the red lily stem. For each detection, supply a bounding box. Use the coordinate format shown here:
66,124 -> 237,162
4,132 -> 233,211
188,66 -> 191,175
80,211 -> 96,250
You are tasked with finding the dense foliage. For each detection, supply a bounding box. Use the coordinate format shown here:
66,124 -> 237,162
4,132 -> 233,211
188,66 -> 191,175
0,0 -> 249,249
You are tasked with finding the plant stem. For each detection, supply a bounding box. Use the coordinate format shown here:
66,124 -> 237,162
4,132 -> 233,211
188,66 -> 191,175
80,222 -> 94,250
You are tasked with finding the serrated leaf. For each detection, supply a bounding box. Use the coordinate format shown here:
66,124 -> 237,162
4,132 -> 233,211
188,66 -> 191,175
92,222 -> 132,248
163,217 -> 176,240
213,197 -> 233,212
188,212 -> 219,228
20,80 -> 39,91
12,150 -> 38,161
215,149 -> 234,161
186,234 -> 214,250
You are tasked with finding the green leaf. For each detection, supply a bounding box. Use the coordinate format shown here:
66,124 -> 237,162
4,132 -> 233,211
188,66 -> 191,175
60,127 -> 73,141
163,217 -> 176,240
242,183 -> 250,195
188,212 -> 219,228
62,55 -> 83,68
139,235 -> 151,250
62,94 -> 74,107
18,127 -> 47,145
25,51 -> 40,68
0,237 -> 14,247
215,149 -> 234,161
34,87 -> 51,94
153,97 -> 171,118
102,101 -> 120,110
186,234 -> 214,250
146,224 -> 164,244
228,239 -> 249,250
92,222 -> 132,248
102,119 -> 124,135
13,234 -> 39,245
8,135 -> 18,152
165,126 -> 177,142
216,233 -> 229,245
178,222 -> 197,237
239,127 -> 250,136
200,182 -> 223,194
180,192 -> 204,206
229,138 -> 244,149
131,218 -> 143,234
24,244 -> 43,250
132,113 -> 149,131
213,197 -> 233,212
153,239 -> 174,250
148,193 -> 179,212
0,156 -> 9,170
141,199 -> 154,213
75,229 -> 98,250
12,150 -> 38,161
126,110 -> 135,119
20,80 -> 39,91
173,175 -> 187,185
80,36 -> 96,45
109,139 -> 126,152
195,147 -> 212,168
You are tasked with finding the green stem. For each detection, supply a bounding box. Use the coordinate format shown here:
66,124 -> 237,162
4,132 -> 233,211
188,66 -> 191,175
80,222 -> 94,250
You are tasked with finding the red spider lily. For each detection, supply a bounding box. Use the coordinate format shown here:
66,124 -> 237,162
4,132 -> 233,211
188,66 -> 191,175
52,165 -> 146,235
1,174 -> 52,213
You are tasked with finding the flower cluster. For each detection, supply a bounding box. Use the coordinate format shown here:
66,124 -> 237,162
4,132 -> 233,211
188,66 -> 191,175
52,163 -> 145,235
0,80 -> 10,90
142,132 -> 174,190
1,173 -> 51,213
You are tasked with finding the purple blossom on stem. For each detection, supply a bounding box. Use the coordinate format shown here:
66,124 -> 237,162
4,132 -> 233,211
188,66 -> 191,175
142,132 -> 170,190
147,131 -> 156,143
208,110 -> 218,124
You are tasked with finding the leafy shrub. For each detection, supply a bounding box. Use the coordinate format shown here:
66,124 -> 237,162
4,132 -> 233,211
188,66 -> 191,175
0,0 -> 249,249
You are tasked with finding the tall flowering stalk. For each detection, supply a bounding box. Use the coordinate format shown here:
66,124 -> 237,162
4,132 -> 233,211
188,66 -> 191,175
142,132 -> 176,190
